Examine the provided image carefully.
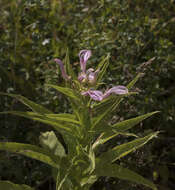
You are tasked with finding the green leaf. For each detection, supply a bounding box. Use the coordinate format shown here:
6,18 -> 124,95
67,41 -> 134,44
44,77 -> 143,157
95,162 -> 157,190
46,113 -> 80,125
92,96 -> 122,129
0,92 -> 52,114
112,111 -> 160,132
46,84 -> 80,101
84,146 -> 96,175
88,146 -> 95,174
0,181 -> 34,190
65,48 -> 76,79
96,54 -> 110,84
39,131 -> 66,157
127,73 -> 144,90
92,92 -> 136,123
99,132 -> 159,163
0,142 -> 58,168
0,111 -> 77,134
92,131 -> 138,150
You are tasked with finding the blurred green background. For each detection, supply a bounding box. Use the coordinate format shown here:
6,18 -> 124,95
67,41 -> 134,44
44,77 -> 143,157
0,0 -> 175,189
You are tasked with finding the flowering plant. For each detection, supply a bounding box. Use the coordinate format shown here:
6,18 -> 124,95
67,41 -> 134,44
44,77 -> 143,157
0,50 -> 159,190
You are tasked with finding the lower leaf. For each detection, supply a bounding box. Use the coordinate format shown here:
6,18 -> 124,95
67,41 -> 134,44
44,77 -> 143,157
0,181 -> 34,190
95,162 -> 157,190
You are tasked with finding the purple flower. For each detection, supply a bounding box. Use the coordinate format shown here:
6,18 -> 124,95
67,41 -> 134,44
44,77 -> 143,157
86,68 -> 100,85
79,50 -> 92,73
54,59 -> 70,80
81,90 -> 103,101
103,86 -> 128,99
78,72 -> 87,82
81,86 -> 128,101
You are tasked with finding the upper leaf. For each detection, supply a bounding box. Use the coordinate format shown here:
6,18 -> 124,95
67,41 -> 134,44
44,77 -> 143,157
112,111 -> 160,132
0,92 -> 52,114
99,132 -> 159,163
46,84 -> 80,101
0,111 -> 78,135
96,54 -> 110,84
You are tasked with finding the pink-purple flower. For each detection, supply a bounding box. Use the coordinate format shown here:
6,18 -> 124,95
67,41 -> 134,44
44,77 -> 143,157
55,49 -> 128,101
81,86 -> 128,101
78,50 -> 99,85
81,90 -> 104,101
79,50 -> 92,73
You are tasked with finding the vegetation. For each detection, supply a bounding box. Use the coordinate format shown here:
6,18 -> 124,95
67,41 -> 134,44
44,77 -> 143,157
0,0 -> 175,189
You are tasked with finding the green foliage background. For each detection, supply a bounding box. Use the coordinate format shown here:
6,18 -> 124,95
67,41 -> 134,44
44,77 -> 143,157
0,0 -> 175,189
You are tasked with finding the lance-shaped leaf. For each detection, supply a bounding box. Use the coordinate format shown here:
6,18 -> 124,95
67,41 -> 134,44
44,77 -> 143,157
91,96 -> 123,129
0,181 -> 34,190
0,92 -> 52,114
96,54 -> 110,84
92,131 -> 138,150
0,111 -> 77,135
0,142 -> 58,168
127,72 -> 144,90
65,48 -> 76,79
46,113 -> 80,125
46,84 -> 80,101
99,132 -> 159,163
112,111 -> 160,132
95,162 -> 157,190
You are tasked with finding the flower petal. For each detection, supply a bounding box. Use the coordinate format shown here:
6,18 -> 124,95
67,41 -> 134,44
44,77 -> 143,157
78,72 -> 87,82
81,90 -> 103,101
87,68 -> 100,85
79,50 -> 91,72
54,59 -> 70,80
103,86 -> 128,98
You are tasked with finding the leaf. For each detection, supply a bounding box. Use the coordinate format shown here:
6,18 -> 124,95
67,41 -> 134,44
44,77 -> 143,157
92,131 -> 138,150
88,146 -> 96,174
0,142 -> 58,168
127,73 -> 144,90
80,175 -> 97,187
0,111 -> 76,134
92,96 -> 122,129
112,111 -> 160,132
46,113 -> 80,125
0,181 -> 34,190
84,146 -> 96,175
39,131 -> 66,157
92,92 -> 136,125
65,48 -> 76,79
0,92 -> 52,114
99,132 -> 159,163
46,84 -> 80,101
96,54 -> 110,84
95,162 -> 157,190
